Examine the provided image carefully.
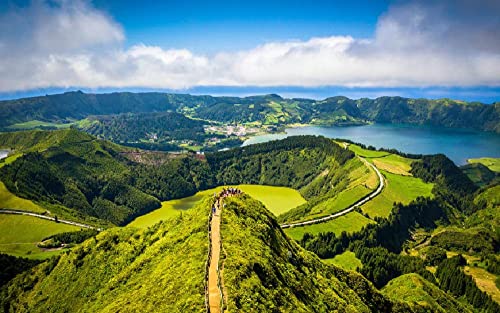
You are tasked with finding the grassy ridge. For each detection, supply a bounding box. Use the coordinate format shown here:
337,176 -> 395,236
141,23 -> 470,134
0,199 -> 210,312
220,195 -> 406,312
382,273 -> 471,312
468,158 -> 500,172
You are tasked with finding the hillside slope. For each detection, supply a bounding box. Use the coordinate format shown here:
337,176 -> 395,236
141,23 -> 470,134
382,273 -> 471,313
1,91 -> 498,132
0,199 -> 210,312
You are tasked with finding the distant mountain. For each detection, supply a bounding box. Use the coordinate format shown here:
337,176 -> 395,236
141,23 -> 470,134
0,91 -> 498,133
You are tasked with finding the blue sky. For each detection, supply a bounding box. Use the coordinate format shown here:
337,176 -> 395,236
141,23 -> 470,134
0,0 -> 499,102
92,0 -> 388,53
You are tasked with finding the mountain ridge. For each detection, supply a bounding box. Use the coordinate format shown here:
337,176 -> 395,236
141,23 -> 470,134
1,91 -> 498,133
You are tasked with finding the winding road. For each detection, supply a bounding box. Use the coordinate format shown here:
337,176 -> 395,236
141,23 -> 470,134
0,209 -> 100,230
280,158 -> 385,229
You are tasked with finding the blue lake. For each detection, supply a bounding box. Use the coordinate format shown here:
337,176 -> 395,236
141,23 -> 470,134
243,124 -> 500,165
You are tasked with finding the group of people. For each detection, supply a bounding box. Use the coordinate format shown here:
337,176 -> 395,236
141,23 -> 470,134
211,187 -> 242,215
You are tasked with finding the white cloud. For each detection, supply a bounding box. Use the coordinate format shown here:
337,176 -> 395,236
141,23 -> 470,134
0,0 -> 499,92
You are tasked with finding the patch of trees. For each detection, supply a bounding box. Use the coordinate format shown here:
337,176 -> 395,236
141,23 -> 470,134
335,138 -> 423,159
38,229 -> 98,249
430,230 -> 498,254
81,111 -> 207,143
436,255 -> 500,313
0,254 -> 41,287
411,154 -> 477,212
301,197 -> 448,258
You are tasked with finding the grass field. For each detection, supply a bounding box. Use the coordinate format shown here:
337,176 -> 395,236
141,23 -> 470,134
307,185 -> 371,219
284,212 -> 375,241
464,266 -> 500,303
348,144 -> 390,158
323,251 -> 362,271
467,158 -> 500,172
361,170 -> 433,219
0,181 -> 45,213
372,154 -> 413,176
0,214 -> 80,259
128,184 -> 306,228
6,120 -> 74,130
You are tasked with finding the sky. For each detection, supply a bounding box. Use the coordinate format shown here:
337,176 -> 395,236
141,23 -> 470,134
0,0 -> 499,102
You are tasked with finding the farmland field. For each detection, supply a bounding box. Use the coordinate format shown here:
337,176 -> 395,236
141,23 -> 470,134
361,170 -> 433,218
0,214 -> 80,259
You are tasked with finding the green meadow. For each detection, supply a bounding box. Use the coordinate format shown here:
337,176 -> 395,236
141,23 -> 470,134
306,185 -> 371,220
322,251 -> 362,271
361,170 -> 433,218
6,120 -> 75,130
372,154 -> 413,176
128,184 -> 306,228
0,214 -> 80,259
468,157 -> 500,172
347,144 -> 390,158
284,211 -> 375,241
0,181 -> 46,213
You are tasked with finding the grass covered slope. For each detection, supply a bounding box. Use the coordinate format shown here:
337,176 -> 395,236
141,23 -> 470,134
382,273 -> 471,313
221,195 -> 409,312
0,215 -> 80,259
0,199 -> 210,312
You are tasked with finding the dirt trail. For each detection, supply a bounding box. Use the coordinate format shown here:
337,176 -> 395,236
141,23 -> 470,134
208,200 -> 222,313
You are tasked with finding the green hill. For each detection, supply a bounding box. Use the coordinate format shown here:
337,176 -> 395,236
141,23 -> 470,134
1,193 -> 456,312
382,273 -> 470,312
0,130 -> 359,227
0,199 -> 211,312
1,91 -> 498,133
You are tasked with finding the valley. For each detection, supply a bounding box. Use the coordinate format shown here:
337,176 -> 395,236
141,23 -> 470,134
0,96 -> 498,312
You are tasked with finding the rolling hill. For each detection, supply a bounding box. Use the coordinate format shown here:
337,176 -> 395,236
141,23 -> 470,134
0,91 -> 498,133
0,193 -> 470,312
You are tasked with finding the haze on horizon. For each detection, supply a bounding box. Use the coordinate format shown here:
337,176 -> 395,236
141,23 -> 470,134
0,0 -> 499,102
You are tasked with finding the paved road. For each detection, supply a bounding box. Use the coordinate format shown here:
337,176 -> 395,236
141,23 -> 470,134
280,159 -> 384,229
0,209 -> 101,230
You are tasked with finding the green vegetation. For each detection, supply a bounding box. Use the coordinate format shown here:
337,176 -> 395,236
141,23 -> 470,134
0,199 -> 210,312
361,170 -> 433,219
277,157 -> 374,223
468,157 -> 500,172
0,182 -> 45,213
129,184 -> 306,228
430,228 -> 497,254
1,91 -> 498,136
461,163 -> 498,187
284,212 -> 375,241
6,120 -> 74,130
372,154 -> 413,176
0,215 -> 79,259
220,195 -> 409,312
323,251 -> 362,271
437,255 -> 500,312
0,254 -> 41,287
382,273 -> 470,312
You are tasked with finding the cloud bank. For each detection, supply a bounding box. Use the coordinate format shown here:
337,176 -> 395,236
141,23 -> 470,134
0,0 -> 499,92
